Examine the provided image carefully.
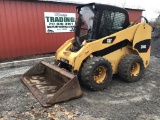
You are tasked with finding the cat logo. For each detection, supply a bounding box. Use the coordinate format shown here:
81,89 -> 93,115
107,39 -> 112,43
141,45 -> 146,49
102,36 -> 116,44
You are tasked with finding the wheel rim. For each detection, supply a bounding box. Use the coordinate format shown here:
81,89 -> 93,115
94,66 -> 107,84
130,62 -> 140,76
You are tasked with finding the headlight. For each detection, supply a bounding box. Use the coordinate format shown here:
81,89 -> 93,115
60,58 -> 69,64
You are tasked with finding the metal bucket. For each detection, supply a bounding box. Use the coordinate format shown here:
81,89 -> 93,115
21,61 -> 82,106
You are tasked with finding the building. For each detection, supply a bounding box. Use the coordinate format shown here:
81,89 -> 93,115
125,8 -> 144,23
0,0 -> 144,59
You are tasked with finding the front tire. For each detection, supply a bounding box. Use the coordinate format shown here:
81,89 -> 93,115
80,57 -> 113,91
118,54 -> 144,82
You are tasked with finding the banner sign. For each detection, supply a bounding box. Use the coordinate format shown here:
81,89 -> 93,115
44,12 -> 76,33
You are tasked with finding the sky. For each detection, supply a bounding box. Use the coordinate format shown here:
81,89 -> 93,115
59,0 -> 160,21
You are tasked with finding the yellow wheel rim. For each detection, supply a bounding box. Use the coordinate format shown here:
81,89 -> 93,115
94,66 -> 107,84
130,62 -> 140,76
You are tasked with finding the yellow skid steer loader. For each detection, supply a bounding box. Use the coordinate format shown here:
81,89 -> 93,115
22,3 -> 152,106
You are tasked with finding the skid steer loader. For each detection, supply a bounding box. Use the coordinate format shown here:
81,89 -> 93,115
22,3 -> 152,106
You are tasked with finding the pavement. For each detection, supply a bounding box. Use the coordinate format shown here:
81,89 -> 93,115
0,56 -> 54,69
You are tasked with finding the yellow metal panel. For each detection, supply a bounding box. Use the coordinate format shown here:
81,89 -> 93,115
132,23 -> 151,47
132,23 -> 152,68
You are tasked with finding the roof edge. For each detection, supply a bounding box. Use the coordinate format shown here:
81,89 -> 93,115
125,8 -> 145,11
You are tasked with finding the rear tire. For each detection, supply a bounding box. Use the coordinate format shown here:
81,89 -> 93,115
80,57 -> 113,91
118,54 -> 144,82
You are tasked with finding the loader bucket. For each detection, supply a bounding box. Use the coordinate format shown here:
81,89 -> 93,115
21,61 -> 82,107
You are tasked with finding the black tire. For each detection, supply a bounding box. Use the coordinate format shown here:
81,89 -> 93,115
118,54 -> 144,82
80,57 -> 113,91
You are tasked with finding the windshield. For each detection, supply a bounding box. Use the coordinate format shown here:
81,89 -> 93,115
75,6 -> 95,45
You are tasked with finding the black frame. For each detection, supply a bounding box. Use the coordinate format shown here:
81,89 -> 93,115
76,3 -> 130,39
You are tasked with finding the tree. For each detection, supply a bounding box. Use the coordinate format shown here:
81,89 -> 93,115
150,9 -> 160,28
150,13 -> 160,39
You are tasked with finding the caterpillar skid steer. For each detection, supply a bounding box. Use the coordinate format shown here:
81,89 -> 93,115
22,3 -> 152,106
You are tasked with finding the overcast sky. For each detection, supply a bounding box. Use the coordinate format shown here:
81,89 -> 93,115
60,0 -> 159,21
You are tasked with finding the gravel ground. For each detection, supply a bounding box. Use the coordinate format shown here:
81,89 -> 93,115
0,37 -> 160,120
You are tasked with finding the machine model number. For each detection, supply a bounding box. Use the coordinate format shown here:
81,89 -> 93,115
141,45 -> 146,49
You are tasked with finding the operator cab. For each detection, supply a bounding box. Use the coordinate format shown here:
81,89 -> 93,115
74,3 -> 130,48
